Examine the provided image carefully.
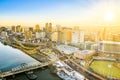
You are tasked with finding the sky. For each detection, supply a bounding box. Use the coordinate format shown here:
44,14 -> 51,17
0,0 -> 120,27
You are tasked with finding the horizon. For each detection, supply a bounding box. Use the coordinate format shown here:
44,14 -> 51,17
0,0 -> 120,27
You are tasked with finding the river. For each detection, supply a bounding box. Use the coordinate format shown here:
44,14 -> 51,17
0,42 -> 62,80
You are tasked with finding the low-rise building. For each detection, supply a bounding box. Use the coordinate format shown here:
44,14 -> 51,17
0,31 -> 8,40
98,41 -> 120,54
73,50 -> 96,59
57,45 -> 79,54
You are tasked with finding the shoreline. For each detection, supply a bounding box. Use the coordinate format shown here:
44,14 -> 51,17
1,40 -> 44,62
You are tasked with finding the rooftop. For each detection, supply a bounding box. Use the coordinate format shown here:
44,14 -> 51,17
57,45 -> 95,54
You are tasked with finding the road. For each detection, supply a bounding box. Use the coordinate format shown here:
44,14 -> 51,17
53,47 -> 105,80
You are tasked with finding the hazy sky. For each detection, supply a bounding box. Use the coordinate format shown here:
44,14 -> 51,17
0,0 -> 120,27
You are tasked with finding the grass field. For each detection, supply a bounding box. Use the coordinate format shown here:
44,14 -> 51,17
90,60 -> 120,79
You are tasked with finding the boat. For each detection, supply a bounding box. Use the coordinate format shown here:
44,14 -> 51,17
55,61 -> 85,80
25,71 -> 38,80
57,70 -> 76,80
57,69 -> 85,80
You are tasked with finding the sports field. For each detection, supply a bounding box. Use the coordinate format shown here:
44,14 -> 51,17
90,60 -> 120,79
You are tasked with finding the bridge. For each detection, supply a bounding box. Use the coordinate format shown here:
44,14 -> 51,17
0,60 -> 56,78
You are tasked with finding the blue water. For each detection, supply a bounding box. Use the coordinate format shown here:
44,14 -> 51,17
0,42 -> 39,72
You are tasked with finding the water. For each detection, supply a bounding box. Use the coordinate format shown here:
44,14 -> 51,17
35,68 -> 62,80
0,42 -> 39,72
7,68 -> 62,80
0,42 -> 62,80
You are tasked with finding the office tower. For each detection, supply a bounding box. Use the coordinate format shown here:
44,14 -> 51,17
80,31 -> 84,43
51,32 -> 58,42
113,34 -> 120,42
71,30 -> 80,43
45,23 -> 49,32
100,27 -> 106,40
45,23 -> 52,32
57,25 -> 62,31
35,24 -> 40,32
25,31 -> 32,40
16,25 -> 23,33
11,26 -> 16,33
29,27 -> 34,32
62,28 -> 72,43
48,23 -> 52,32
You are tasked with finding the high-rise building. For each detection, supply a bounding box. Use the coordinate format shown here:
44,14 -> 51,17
48,23 -> 52,32
51,32 -> 58,42
16,25 -> 23,33
11,26 -> 16,33
29,27 -> 34,32
90,32 -> 99,42
80,31 -> 84,43
57,25 -> 62,31
102,27 -> 106,40
113,34 -> 120,42
45,23 -> 49,32
71,30 -> 80,43
25,31 -> 32,40
35,24 -> 40,32
61,28 -> 72,43
45,23 -> 52,32
0,31 -> 8,39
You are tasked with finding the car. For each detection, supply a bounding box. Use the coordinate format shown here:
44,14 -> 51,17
25,71 -> 38,80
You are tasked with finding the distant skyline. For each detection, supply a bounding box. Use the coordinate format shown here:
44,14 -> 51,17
0,0 -> 120,27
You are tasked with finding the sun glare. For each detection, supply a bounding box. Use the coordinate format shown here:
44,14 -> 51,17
104,12 -> 115,22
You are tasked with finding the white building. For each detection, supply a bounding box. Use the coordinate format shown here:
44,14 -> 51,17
80,31 -> 84,43
98,41 -> 120,54
71,30 -> 80,43
57,45 -> 79,54
0,31 -> 8,39
91,44 -> 98,51
84,41 -> 95,50
36,32 -> 45,39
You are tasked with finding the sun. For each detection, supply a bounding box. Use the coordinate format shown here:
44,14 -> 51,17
104,12 -> 115,22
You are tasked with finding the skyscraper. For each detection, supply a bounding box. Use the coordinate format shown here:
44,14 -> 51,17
29,27 -> 34,32
80,31 -> 84,43
16,25 -> 23,33
35,24 -> 40,32
45,23 -> 52,32
72,30 -> 80,43
45,23 -> 49,32
62,28 -> 72,43
48,23 -> 52,32
11,26 -> 16,33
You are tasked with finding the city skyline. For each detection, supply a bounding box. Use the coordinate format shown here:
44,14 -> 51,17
0,0 -> 120,27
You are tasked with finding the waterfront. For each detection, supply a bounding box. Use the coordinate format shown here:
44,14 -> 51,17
6,68 -> 62,80
0,42 -> 39,72
0,42 -> 62,79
